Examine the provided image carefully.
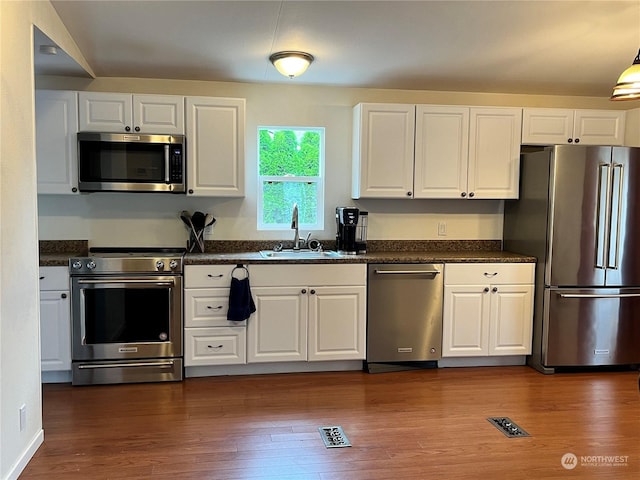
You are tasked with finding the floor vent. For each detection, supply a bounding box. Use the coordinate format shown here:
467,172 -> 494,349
487,417 -> 530,438
319,426 -> 352,448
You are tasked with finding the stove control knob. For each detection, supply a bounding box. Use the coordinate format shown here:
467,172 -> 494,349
169,260 -> 178,270
86,261 -> 96,270
156,260 -> 165,270
71,260 -> 83,270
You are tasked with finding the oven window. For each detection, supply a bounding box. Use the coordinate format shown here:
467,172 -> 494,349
83,288 -> 171,343
79,141 -> 166,183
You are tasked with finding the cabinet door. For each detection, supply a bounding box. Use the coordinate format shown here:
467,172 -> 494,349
414,105 -> 469,199
308,286 -> 366,361
521,108 -> 574,145
186,97 -> 245,196
248,286 -> 308,363
468,107 -> 522,199
442,285 -> 490,357
352,103 -> 415,198
35,90 -> 79,194
78,92 -> 132,132
488,285 -> 534,356
573,110 -> 625,146
133,94 -> 184,134
40,290 -> 71,371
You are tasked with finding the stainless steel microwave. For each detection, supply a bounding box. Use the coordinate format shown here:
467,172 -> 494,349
77,132 -> 185,193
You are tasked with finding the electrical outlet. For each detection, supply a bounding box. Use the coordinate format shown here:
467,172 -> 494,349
19,404 -> 26,432
204,224 -> 214,240
438,221 -> 447,236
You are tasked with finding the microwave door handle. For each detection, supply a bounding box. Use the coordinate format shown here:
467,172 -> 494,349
164,145 -> 170,183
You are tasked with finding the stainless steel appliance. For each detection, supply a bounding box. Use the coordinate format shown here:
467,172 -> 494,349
366,264 -> 443,372
504,145 -> 640,372
336,207 -> 367,254
77,132 -> 185,193
69,247 -> 185,385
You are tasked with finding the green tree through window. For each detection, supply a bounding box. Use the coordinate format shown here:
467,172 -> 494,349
258,127 -> 324,230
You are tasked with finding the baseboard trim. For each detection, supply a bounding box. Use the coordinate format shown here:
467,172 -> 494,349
185,360 -> 363,377
3,428 -> 44,480
438,356 -> 527,368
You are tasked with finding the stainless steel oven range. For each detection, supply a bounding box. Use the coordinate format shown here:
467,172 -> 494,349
69,247 -> 185,385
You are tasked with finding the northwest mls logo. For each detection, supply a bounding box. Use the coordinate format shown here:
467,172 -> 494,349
562,452 -> 630,469
561,453 -> 578,470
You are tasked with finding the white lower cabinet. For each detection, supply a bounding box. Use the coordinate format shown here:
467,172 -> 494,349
442,263 -> 534,357
184,265 -> 248,366
248,264 -> 367,363
39,267 -> 72,374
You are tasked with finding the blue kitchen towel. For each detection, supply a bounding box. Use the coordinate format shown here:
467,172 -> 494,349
227,276 -> 256,321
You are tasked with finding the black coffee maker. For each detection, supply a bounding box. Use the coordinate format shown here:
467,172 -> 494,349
336,207 -> 367,254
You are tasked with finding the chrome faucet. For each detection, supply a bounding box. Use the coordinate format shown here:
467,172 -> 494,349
291,203 -> 301,250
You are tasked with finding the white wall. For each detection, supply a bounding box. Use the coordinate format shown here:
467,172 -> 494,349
0,2 -> 92,479
35,77 -> 635,247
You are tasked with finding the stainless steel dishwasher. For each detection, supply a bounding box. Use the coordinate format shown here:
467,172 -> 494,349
366,263 -> 443,372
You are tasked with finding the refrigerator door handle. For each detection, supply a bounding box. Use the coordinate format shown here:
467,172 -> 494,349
595,163 -> 610,270
607,163 -> 623,270
559,293 -> 640,299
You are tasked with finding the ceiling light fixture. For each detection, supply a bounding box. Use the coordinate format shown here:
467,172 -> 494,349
610,48 -> 640,101
269,51 -> 314,79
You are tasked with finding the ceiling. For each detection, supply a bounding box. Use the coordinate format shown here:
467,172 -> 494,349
38,0 -> 640,97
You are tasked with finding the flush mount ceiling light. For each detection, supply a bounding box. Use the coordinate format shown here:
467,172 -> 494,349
269,51 -> 314,79
610,48 -> 640,101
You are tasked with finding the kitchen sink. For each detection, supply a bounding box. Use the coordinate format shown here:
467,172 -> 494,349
259,249 -> 343,259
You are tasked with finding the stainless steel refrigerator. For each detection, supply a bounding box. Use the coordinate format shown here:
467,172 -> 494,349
504,145 -> 640,373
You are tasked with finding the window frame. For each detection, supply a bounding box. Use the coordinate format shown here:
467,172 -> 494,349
257,126 -> 325,231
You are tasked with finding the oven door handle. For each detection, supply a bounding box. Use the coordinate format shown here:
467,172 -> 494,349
77,279 -> 175,286
77,361 -> 176,369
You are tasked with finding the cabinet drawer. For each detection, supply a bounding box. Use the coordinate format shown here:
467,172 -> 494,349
185,265 -> 240,288
39,267 -> 70,291
184,327 -> 246,366
184,289 -> 246,327
445,263 -> 534,285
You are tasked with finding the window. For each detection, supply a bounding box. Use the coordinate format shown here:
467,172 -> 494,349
257,126 -> 325,230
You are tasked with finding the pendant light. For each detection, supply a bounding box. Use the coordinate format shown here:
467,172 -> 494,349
610,49 -> 640,101
269,51 -> 314,78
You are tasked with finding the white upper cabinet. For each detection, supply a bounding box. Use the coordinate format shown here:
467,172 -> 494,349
467,107 -> 522,199
354,103 -> 522,199
185,97 -> 246,197
414,105 -> 469,198
352,103 -> 416,198
36,90 -> 79,194
522,108 -> 626,146
78,92 -> 185,134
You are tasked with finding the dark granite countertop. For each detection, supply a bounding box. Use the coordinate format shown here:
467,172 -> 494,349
39,239 -> 536,267
184,250 -> 535,265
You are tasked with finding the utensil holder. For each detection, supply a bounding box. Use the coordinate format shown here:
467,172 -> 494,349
188,229 -> 205,253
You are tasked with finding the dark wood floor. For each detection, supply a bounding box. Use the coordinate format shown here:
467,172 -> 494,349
21,366 -> 640,479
